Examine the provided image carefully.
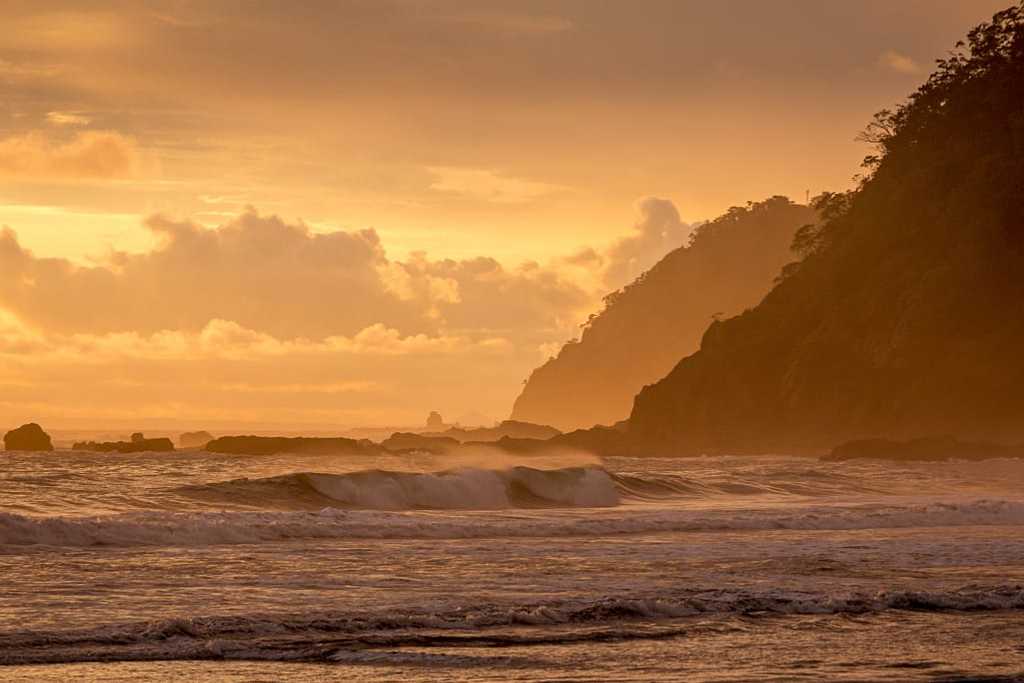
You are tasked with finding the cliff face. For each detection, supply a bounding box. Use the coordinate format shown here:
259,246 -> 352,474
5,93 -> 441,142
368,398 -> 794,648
629,7 -> 1024,454
511,197 -> 814,431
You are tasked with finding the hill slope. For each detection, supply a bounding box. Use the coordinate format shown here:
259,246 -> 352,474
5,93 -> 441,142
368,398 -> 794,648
629,6 -> 1024,454
511,197 -> 814,430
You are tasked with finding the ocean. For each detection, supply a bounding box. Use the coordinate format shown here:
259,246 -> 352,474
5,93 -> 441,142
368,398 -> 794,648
1,449 -> 1023,681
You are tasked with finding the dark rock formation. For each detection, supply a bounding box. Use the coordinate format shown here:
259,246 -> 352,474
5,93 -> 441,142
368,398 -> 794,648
511,196 -> 814,431
73,437 -> 175,453
204,435 -> 383,456
427,420 -> 561,443
628,9 -> 1024,454
457,425 -> 634,458
823,436 -> 1024,463
179,430 -> 215,449
549,425 -> 635,457
3,423 -> 54,451
425,411 -> 445,429
382,432 -> 459,454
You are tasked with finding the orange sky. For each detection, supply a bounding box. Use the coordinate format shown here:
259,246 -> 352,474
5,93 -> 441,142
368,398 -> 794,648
0,0 -> 1010,430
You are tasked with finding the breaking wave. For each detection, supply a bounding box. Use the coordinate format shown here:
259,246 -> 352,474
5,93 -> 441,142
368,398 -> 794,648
178,465 -> 621,511
611,468 -> 882,499
175,463 -> 884,513
2,584 -> 1023,665
2,498 -> 1024,548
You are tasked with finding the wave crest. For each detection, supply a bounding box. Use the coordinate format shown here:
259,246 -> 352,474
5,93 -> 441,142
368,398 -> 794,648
180,465 -> 620,511
2,585 -> 1023,665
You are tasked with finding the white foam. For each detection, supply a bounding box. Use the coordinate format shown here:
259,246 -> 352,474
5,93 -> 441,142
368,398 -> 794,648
305,469 -> 515,510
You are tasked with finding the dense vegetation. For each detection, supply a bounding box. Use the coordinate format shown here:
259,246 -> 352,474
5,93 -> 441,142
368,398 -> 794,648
629,5 -> 1024,453
511,197 -> 814,430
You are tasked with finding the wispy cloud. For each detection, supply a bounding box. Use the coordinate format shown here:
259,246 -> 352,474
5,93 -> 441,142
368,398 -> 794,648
0,58 -> 63,82
444,10 -> 573,35
878,50 -> 921,75
46,111 -> 92,126
0,317 -> 504,363
428,166 -> 569,204
0,130 -> 143,180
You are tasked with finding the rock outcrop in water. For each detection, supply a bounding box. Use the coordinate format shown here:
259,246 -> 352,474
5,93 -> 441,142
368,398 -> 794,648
381,432 -> 460,454
73,436 -> 175,453
3,423 -> 54,451
511,196 -> 814,431
179,431 -> 214,449
628,8 -> 1024,454
427,420 -> 561,443
823,436 -> 1024,463
551,425 -> 635,457
204,435 -> 383,456
455,425 -> 635,458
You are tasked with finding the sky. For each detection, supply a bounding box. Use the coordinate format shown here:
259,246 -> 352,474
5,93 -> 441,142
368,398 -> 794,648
0,0 -> 1010,431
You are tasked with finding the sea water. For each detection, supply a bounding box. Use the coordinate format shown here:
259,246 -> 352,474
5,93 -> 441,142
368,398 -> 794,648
1,449 -> 1023,681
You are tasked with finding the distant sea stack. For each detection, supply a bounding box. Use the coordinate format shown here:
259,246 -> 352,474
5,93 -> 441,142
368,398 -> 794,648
511,196 -> 814,431
427,420 -> 561,443
3,423 -> 54,451
629,10 -> 1024,454
73,434 -> 175,453
382,432 -> 460,454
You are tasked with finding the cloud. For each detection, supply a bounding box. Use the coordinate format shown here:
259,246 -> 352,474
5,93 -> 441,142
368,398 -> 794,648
0,209 -> 589,343
563,247 -> 603,268
148,6 -> 225,29
0,202 -> 692,355
215,381 -> 380,394
0,58 -> 63,82
0,309 -> 47,355
0,203 -> 693,428
0,315 -> 501,363
46,111 -> 92,126
0,130 -> 142,179
444,10 -> 574,35
0,307 -> 528,428
878,50 -> 921,75
428,166 -> 569,204
7,10 -> 132,52
600,197 -> 692,289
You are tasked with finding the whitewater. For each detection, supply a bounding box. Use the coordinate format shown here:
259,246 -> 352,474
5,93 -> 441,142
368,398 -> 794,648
2,449 -> 1024,681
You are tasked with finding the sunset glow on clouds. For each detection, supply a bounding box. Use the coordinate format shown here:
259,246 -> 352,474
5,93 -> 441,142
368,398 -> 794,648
0,205 -> 685,427
0,130 -> 144,179
0,0 -> 1008,429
